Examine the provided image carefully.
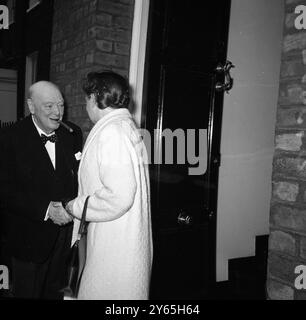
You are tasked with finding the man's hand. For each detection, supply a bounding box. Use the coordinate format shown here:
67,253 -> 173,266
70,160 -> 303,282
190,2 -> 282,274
48,201 -> 73,226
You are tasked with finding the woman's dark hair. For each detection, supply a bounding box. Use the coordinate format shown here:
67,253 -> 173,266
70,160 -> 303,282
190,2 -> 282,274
82,71 -> 130,109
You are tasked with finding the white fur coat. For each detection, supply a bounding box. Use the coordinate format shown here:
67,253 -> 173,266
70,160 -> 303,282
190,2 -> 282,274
70,109 -> 153,300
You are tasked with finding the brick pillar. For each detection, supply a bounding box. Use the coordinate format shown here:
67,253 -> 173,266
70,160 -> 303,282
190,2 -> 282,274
50,0 -> 135,138
267,0 -> 306,300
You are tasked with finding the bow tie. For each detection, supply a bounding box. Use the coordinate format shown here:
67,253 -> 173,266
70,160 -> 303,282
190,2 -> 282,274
41,133 -> 58,145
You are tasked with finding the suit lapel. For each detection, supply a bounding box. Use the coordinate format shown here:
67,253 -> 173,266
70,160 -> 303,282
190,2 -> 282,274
55,127 -> 78,198
55,127 -> 75,174
56,129 -> 67,174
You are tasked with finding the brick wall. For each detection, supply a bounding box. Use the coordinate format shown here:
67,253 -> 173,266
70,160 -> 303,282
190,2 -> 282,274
267,0 -> 306,300
50,0 -> 135,138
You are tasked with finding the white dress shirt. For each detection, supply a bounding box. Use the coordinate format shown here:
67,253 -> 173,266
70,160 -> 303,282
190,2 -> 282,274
32,116 -> 56,220
32,116 -> 56,169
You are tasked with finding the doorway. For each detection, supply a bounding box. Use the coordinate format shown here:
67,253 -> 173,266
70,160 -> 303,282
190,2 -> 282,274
0,68 -> 17,128
142,0 -> 232,299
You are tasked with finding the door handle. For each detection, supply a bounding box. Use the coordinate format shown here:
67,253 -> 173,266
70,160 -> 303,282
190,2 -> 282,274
215,60 -> 235,94
177,211 -> 193,225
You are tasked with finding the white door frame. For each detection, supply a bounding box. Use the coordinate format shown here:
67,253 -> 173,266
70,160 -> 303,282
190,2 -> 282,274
129,0 -> 150,127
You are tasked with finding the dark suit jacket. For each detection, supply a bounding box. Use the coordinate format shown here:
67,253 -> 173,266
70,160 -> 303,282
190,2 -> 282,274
0,116 -> 83,263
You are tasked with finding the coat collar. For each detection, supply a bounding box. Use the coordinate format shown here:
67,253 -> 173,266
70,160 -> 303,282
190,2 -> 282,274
83,108 -> 132,153
79,108 -> 132,176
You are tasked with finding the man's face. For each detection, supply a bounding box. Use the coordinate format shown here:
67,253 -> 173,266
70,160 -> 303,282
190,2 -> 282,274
28,86 -> 64,134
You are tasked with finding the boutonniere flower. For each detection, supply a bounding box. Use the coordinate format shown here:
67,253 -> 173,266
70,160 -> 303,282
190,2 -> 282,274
75,151 -> 82,161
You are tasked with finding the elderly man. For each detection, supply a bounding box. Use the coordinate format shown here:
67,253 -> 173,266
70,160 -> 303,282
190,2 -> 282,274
0,81 -> 82,299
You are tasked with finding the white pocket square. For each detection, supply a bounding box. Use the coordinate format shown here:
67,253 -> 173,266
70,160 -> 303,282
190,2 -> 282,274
75,151 -> 82,161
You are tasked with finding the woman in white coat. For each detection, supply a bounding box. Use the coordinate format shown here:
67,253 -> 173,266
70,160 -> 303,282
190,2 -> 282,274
65,71 -> 153,300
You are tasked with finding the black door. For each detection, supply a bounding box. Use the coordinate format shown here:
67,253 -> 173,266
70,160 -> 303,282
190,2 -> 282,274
142,0 -> 232,299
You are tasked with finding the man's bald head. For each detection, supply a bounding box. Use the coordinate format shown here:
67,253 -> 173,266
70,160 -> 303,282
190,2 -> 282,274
27,81 -> 65,134
28,81 -> 61,100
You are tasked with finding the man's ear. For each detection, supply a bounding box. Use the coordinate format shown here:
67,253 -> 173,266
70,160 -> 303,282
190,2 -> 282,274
27,99 -> 35,114
90,93 -> 96,104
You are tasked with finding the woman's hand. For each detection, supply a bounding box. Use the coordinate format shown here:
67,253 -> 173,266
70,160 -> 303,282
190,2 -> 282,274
65,199 -> 76,217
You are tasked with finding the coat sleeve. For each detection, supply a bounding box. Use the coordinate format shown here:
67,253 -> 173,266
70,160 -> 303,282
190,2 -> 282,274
0,128 -> 50,222
72,123 -> 137,222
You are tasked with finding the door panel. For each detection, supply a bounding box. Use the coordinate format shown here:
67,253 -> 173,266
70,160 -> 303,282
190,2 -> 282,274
152,66 -> 214,209
143,0 -> 231,299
